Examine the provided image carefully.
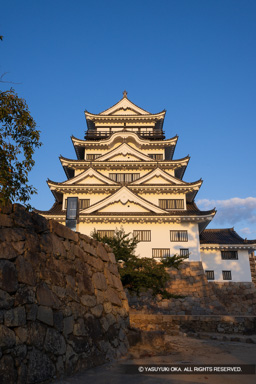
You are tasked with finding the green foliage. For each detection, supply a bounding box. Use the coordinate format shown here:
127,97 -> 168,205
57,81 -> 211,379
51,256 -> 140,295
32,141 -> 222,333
0,89 -> 42,207
91,227 -> 187,297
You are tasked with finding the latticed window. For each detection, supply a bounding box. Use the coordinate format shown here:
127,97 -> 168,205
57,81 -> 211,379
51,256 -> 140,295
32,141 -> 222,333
109,173 -> 140,183
148,154 -> 163,160
79,199 -> 90,210
221,251 -> 238,260
97,230 -> 115,238
152,248 -> 170,258
133,230 -> 151,242
180,248 -> 189,258
170,230 -> 188,242
222,270 -> 232,280
65,199 -> 90,210
206,270 -> 215,280
159,199 -> 184,209
86,154 -> 102,160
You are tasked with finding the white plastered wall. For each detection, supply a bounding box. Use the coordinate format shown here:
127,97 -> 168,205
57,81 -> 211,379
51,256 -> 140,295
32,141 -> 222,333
77,221 -> 201,261
200,249 -> 252,282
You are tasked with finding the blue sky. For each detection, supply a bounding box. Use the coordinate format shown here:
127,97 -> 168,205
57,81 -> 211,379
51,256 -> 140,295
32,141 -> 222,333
1,0 -> 256,237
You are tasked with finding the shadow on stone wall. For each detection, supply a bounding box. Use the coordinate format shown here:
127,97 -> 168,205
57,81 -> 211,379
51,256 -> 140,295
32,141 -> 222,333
0,204 -> 129,384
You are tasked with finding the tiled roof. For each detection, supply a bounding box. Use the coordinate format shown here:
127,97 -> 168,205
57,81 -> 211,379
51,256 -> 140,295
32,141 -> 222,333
200,228 -> 256,244
35,201 -> 215,217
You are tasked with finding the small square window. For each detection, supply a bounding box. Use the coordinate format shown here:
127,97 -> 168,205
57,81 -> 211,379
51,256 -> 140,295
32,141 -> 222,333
222,270 -> 232,280
180,249 -> 189,258
206,270 -> 215,280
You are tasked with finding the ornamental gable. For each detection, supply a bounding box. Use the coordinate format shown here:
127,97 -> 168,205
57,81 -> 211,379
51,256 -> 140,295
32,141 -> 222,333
99,97 -> 150,116
63,168 -> 117,186
131,168 -> 185,185
95,143 -> 151,162
80,186 -> 166,214
97,201 -> 151,213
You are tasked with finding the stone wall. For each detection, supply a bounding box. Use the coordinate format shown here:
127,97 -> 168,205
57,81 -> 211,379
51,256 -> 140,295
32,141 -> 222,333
0,204 -> 129,384
128,261 -> 256,316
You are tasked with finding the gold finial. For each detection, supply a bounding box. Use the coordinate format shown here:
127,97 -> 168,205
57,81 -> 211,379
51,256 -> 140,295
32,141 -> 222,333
123,90 -> 128,98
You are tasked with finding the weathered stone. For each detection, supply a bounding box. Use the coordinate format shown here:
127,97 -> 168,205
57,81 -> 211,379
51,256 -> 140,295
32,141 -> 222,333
97,243 -> 109,261
14,327 -> 28,344
90,304 -> 103,318
49,219 -> 79,242
103,302 -> 112,313
63,316 -> 74,335
27,348 -> 55,384
37,306 -> 53,326
36,283 -> 61,308
68,335 -> 90,354
66,287 -> 80,302
31,212 -> 50,233
0,243 -> 18,260
0,354 -> 17,384
4,306 -> 26,327
108,252 -> 116,263
52,285 -> 66,298
15,286 -> 35,306
111,274 -> 123,291
0,213 -> 13,227
65,344 -> 77,374
83,253 -> 104,271
27,322 -> 46,349
73,318 -> 86,336
0,260 -> 18,293
92,272 -> 107,291
81,295 -> 97,307
17,363 -> 27,384
0,289 -> 14,309
15,256 -> 36,286
0,325 -> 16,348
53,311 -> 64,332
104,287 -> 122,306
12,205 -> 34,228
26,304 -> 38,321
24,233 -> 41,253
44,328 -> 66,355
82,242 -> 97,257
66,275 -> 76,289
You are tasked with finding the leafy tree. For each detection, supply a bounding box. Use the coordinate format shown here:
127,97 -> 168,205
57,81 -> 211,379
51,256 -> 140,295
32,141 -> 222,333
91,227 -> 187,297
0,89 -> 42,207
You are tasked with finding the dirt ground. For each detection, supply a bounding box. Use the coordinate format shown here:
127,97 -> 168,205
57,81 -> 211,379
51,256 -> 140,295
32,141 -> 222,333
54,335 -> 256,384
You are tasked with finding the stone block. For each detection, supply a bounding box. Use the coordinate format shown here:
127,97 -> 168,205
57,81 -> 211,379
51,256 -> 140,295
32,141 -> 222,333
37,306 -> 53,326
15,256 -> 36,286
92,272 -> 107,291
97,243 -> 109,261
81,295 -> 97,307
104,287 -> 122,307
63,316 -> 74,335
0,214 -> 13,227
0,354 -> 17,384
0,324 -> 16,348
0,243 -> 18,260
68,335 -> 90,354
0,260 -> 18,293
27,348 -> 56,384
83,253 -> 104,271
44,328 -> 66,355
31,212 -> 50,233
82,242 -> 97,256
53,310 -> 64,332
27,322 -> 46,349
0,289 -> 14,309
108,252 -> 116,264
4,306 -> 26,327
14,327 -> 28,344
26,304 -> 38,321
36,283 -> 61,309
73,318 -> 86,336
49,219 -> 79,242
90,304 -> 103,318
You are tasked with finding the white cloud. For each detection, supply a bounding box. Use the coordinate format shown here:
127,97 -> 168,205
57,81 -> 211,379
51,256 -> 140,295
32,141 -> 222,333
197,197 -> 256,229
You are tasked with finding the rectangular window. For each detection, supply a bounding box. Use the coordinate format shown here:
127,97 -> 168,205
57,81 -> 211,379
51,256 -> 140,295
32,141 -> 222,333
170,230 -> 188,242
221,251 -> 238,260
66,197 -> 78,232
148,154 -> 163,160
97,230 -> 115,238
109,173 -> 140,183
180,248 -> 189,258
222,270 -> 232,280
159,199 -> 184,209
66,197 -> 78,220
79,199 -> 90,210
65,199 -> 90,210
206,270 -> 215,280
86,154 -> 101,160
133,230 -> 151,242
152,248 -> 170,258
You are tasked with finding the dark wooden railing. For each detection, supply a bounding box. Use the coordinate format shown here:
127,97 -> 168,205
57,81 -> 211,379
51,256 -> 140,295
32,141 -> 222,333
85,130 -> 165,140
